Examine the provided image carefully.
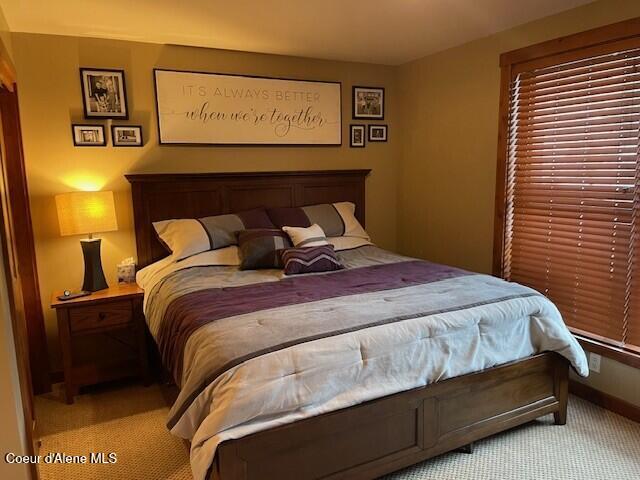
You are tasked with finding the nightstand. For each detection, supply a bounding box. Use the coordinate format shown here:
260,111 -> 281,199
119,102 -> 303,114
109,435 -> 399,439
51,284 -> 150,404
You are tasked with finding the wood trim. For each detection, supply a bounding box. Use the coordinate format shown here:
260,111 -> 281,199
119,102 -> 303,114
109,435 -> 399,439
0,93 -> 37,480
492,64 -> 511,277
0,59 -> 14,92
574,334 -> 640,370
0,39 -> 15,91
510,35 -> 640,76
125,170 -> 370,182
0,86 -> 51,394
126,169 -> 370,268
569,380 -> 640,423
500,16 -> 640,66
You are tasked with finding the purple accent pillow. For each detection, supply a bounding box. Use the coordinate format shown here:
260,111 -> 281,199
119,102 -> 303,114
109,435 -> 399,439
281,245 -> 344,275
235,208 -> 275,229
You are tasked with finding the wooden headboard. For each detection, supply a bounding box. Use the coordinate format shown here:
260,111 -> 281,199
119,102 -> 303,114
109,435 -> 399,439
125,170 -> 370,268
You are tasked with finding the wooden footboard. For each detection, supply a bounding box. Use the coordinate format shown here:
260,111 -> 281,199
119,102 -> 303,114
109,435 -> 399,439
212,352 -> 569,480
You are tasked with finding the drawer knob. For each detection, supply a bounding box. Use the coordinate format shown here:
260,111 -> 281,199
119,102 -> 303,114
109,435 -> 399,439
98,312 -> 107,321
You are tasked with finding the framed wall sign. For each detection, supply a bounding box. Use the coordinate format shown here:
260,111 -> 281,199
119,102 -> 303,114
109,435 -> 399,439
154,69 -> 342,145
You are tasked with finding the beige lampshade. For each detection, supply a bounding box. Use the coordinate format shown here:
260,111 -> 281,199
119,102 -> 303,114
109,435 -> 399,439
55,191 -> 118,237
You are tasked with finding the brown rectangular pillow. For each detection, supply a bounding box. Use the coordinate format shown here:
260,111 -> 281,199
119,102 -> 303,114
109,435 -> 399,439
237,229 -> 292,270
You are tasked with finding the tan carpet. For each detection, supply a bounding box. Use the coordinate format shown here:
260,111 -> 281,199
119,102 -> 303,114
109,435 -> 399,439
35,383 -> 640,480
36,383 -> 191,480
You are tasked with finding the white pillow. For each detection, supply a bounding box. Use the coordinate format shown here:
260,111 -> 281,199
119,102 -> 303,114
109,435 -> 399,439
136,246 -> 240,291
333,202 -> 370,240
283,224 -> 330,247
152,219 -> 210,261
328,236 -> 372,251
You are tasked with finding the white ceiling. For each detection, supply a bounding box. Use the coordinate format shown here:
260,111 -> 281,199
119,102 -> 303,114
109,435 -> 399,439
0,0 -> 593,65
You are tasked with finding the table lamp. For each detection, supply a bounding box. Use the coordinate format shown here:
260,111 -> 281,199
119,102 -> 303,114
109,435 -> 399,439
55,190 -> 118,292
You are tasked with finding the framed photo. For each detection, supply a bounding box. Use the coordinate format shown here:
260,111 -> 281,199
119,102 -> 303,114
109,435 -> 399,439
80,68 -> 128,119
72,124 -> 106,146
352,86 -> 384,120
112,125 -> 143,147
350,124 -> 365,147
368,124 -> 388,142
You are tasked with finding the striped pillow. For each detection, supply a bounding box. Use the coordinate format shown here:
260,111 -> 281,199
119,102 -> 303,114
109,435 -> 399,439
153,209 -> 274,261
281,245 -> 344,275
282,224 -> 330,247
237,229 -> 292,270
267,202 -> 369,240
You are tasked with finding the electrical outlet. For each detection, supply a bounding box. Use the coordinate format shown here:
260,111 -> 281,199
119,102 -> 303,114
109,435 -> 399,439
588,353 -> 601,373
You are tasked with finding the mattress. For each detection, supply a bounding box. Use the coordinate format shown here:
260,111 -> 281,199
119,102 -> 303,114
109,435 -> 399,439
139,244 -> 588,480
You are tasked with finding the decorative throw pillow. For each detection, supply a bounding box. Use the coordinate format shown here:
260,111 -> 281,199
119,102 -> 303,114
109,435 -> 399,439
281,245 -> 344,275
237,229 -> 292,270
282,224 -> 330,248
153,208 -> 274,261
267,202 -> 369,239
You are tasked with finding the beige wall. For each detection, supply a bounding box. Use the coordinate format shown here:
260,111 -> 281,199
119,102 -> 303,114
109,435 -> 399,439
12,33 -> 399,370
397,0 -> 640,406
571,355 -> 640,407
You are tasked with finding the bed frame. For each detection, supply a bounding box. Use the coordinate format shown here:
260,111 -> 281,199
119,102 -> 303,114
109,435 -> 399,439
126,170 -> 570,480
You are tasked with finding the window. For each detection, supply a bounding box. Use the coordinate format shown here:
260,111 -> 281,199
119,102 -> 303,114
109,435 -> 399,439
496,25 -> 640,357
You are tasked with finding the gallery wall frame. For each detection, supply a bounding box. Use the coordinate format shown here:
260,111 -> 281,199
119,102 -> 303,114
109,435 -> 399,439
80,68 -> 128,119
352,85 -> 384,120
71,124 -> 107,146
368,124 -> 388,142
350,124 -> 365,147
112,125 -> 143,147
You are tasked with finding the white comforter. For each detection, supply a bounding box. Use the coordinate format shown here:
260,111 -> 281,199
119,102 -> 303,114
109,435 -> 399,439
138,245 -> 588,480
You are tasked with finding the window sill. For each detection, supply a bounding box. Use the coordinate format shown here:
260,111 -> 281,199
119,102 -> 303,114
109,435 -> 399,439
573,334 -> 640,370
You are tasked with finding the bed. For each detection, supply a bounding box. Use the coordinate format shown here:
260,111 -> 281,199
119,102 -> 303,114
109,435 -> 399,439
126,170 -> 588,480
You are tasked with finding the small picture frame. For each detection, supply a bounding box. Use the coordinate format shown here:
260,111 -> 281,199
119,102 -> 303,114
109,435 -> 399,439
350,124 -> 365,148
72,124 -> 106,146
80,68 -> 128,119
368,124 -> 388,142
353,86 -> 384,120
112,125 -> 143,147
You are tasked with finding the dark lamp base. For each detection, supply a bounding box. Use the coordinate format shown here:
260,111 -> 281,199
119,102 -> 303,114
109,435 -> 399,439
80,238 -> 108,292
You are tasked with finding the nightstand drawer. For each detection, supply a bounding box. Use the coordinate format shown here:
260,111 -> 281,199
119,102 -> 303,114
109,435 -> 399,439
69,302 -> 133,332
